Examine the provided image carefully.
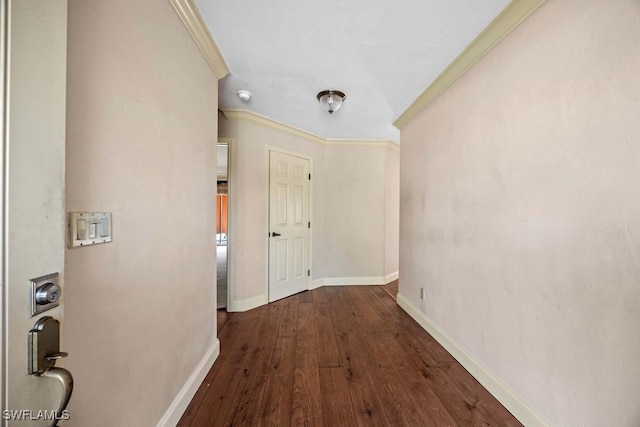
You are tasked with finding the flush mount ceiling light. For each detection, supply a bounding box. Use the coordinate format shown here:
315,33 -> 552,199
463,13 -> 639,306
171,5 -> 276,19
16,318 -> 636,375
317,90 -> 346,115
237,89 -> 252,102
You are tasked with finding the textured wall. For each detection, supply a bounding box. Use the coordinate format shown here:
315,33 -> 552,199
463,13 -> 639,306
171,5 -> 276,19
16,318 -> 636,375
64,0 -> 218,425
399,0 -> 640,425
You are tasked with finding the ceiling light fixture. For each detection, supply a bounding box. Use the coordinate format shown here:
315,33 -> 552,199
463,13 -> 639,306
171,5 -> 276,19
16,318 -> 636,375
317,90 -> 346,115
237,89 -> 252,102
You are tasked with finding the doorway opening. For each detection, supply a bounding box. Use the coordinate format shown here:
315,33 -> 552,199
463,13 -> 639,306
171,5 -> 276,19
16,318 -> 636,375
216,141 -> 229,310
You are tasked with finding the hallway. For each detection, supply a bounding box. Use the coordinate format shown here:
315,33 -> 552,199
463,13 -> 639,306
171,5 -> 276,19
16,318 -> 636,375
179,283 -> 520,426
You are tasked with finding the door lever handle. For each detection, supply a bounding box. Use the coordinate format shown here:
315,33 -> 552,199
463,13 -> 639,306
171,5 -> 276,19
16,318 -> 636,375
270,232 -> 281,237
41,367 -> 73,427
27,317 -> 73,427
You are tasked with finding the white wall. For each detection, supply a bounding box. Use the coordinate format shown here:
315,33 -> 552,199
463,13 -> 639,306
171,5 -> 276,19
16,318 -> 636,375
219,114 -> 399,310
399,0 -> 640,425
64,0 -> 219,425
6,0 -> 67,422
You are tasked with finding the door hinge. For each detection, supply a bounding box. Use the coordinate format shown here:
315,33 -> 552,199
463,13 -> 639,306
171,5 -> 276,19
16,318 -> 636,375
308,173 -> 311,180
308,269 -> 310,277
308,221 -> 311,229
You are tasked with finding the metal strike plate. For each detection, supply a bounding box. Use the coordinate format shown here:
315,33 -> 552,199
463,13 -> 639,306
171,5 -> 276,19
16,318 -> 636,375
29,272 -> 60,317
28,316 -> 65,375
68,212 -> 112,248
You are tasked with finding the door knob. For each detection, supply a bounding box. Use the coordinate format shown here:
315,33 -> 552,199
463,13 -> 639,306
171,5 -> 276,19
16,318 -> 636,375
270,232 -> 281,237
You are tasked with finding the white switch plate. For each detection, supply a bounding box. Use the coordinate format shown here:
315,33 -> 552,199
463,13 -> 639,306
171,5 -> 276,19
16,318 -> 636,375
68,212 -> 112,248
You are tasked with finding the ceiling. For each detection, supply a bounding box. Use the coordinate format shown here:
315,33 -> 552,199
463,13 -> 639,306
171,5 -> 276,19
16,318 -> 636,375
196,0 -> 510,143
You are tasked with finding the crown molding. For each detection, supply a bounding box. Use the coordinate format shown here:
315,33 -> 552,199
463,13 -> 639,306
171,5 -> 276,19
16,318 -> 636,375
325,139 -> 399,152
394,0 -> 546,129
223,109 -> 325,144
169,0 -> 230,79
222,109 -> 399,150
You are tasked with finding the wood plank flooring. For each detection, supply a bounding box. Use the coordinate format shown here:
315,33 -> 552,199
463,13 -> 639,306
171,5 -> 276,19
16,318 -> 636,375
179,281 -> 521,426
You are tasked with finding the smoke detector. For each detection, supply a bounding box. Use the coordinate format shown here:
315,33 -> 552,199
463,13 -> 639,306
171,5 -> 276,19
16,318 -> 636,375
237,90 -> 252,102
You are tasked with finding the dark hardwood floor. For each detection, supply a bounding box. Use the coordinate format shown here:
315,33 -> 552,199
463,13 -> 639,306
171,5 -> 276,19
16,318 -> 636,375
179,282 -> 521,426
381,279 -> 399,301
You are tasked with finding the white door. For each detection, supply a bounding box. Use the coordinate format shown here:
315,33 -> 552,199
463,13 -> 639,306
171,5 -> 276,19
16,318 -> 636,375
268,150 -> 310,302
4,0 -> 69,423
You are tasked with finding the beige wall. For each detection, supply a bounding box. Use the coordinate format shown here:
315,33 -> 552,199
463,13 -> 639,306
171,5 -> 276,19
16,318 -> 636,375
64,0 -> 218,425
220,116 -> 399,309
399,0 -> 640,425
324,143 -> 399,282
220,118 -> 326,308
324,145 -> 386,279
384,147 -> 400,277
7,0 -> 67,422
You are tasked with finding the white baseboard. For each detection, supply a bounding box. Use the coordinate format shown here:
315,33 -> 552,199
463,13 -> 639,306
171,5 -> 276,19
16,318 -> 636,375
228,294 -> 268,312
313,276 -> 397,288
231,277 -> 397,312
310,278 -> 324,289
384,271 -> 399,283
156,339 -> 220,427
396,294 -> 552,427
322,276 -> 388,286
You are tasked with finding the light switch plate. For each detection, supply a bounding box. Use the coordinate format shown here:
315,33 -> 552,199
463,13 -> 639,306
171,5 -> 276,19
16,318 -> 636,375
68,212 -> 112,248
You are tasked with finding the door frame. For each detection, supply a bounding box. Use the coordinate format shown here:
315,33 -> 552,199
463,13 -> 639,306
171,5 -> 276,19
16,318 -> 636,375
1,0 -> 8,415
265,146 -> 313,301
218,137 -> 232,310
